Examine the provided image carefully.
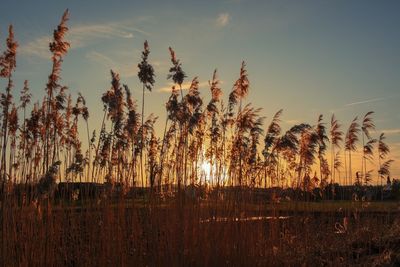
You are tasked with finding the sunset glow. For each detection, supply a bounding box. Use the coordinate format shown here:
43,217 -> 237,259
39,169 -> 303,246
1,1 -> 400,266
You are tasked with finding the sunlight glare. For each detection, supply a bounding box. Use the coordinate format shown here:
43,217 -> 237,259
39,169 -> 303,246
201,160 -> 213,183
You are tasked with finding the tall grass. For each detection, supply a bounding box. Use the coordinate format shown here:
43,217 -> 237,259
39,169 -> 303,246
0,11 -> 394,191
0,10 -> 399,266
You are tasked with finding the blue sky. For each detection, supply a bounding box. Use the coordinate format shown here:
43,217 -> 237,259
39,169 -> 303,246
1,0 -> 400,178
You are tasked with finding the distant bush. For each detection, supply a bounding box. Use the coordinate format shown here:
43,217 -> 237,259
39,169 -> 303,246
390,179 -> 400,200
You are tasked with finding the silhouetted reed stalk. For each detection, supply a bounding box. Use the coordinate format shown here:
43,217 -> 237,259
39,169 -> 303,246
345,117 -> 360,186
44,10 -> 70,173
316,115 -> 329,191
206,69 -> 222,186
361,111 -> 375,185
138,41 -> 155,188
167,47 -> 186,192
330,114 -> 342,185
0,25 -> 17,184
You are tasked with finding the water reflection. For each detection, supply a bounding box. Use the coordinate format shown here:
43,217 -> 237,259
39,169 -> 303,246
200,216 -> 291,223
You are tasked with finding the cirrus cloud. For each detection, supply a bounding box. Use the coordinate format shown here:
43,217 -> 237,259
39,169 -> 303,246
19,20 -> 147,59
85,50 -> 137,77
380,129 -> 400,135
216,13 -> 230,27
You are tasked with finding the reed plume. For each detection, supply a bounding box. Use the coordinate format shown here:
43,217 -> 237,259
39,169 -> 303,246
330,114 -> 343,184
345,117 -> 360,185
168,47 -> 186,99
361,111 -> 375,183
228,61 -> 249,116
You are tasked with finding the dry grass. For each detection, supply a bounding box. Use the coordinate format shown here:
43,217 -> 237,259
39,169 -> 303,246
2,196 -> 400,266
0,10 -> 399,267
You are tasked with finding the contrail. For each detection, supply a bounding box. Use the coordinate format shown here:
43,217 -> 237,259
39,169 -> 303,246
346,97 -> 384,106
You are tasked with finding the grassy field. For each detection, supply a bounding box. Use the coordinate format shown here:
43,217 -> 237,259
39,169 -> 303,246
2,195 -> 400,266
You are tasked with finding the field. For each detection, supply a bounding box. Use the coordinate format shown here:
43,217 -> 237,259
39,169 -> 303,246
2,192 -> 400,266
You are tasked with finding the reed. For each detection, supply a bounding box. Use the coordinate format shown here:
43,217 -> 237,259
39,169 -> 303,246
0,10 -> 398,267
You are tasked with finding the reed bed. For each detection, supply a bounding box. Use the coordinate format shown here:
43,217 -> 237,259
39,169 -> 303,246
0,10 -> 399,266
2,195 -> 400,266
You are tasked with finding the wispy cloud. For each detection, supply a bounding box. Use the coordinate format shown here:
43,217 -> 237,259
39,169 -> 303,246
345,97 -> 385,107
85,51 -> 136,77
380,129 -> 400,135
157,81 -> 209,93
20,21 -> 147,59
19,35 -> 52,59
283,119 -> 300,125
216,13 -> 230,27
86,51 -> 115,67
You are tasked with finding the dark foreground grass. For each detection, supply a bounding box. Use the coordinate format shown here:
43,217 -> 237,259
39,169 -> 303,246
1,196 -> 400,266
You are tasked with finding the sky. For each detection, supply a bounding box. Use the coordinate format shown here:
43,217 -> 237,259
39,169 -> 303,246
0,0 -> 399,179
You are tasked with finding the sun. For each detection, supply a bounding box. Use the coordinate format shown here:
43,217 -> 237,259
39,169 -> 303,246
200,159 -> 229,185
201,160 -> 213,182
